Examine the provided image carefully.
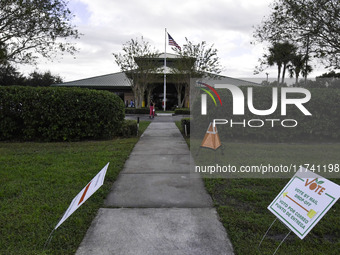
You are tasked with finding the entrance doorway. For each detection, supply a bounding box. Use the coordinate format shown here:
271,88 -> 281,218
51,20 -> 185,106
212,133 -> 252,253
151,83 -> 178,111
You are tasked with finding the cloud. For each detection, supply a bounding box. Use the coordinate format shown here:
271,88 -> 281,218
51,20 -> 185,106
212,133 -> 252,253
17,0 -> 326,81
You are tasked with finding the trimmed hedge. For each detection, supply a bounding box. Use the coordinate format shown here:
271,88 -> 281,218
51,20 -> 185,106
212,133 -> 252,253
175,108 -> 190,115
191,87 -> 340,142
118,120 -> 138,137
125,107 -> 149,114
0,86 -> 125,141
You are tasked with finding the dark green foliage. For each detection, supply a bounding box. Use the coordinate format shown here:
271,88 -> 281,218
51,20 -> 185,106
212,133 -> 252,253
0,65 -> 63,86
317,71 -> 340,79
0,64 -> 26,85
175,108 -> 190,115
0,86 -> 124,141
118,120 -> 138,137
125,107 -> 150,114
24,70 -> 63,87
192,87 -> 340,142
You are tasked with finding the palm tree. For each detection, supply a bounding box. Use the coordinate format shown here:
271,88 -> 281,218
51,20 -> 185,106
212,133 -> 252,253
267,45 -> 282,84
266,41 -> 296,85
288,53 -> 313,85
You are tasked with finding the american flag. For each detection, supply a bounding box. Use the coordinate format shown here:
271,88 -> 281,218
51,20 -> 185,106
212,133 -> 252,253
168,33 -> 181,50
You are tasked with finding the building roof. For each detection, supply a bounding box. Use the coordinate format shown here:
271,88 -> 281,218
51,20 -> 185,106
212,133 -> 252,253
54,71 -> 260,89
53,72 -> 131,89
158,53 -> 181,59
202,73 -> 260,87
134,53 -> 181,59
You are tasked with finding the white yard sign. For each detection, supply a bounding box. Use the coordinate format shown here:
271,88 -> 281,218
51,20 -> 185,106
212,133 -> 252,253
55,162 -> 109,230
268,167 -> 340,239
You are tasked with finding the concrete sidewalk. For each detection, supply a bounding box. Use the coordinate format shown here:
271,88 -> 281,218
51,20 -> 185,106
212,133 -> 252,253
76,122 -> 234,255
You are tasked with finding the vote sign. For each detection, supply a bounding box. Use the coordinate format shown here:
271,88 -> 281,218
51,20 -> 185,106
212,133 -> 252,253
268,167 -> 340,239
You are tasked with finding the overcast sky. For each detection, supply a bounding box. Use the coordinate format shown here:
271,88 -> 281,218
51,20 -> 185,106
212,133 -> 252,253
19,0 -> 327,82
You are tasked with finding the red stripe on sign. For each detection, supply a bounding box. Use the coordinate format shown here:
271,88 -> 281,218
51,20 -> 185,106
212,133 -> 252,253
78,182 -> 91,205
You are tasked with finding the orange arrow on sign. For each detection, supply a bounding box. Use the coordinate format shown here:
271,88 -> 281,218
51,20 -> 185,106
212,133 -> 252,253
283,192 -> 308,212
78,182 -> 92,205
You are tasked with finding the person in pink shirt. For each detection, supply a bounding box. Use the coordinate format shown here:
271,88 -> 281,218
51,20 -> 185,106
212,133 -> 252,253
149,100 -> 155,118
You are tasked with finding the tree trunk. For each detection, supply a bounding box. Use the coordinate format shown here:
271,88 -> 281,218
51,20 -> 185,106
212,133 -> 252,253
175,83 -> 183,108
177,93 -> 183,108
183,83 -> 190,108
135,90 -> 140,108
295,71 -> 299,85
133,83 -> 141,108
137,89 -> 144,108
133,82 -> 147,108
132,86 -> 138,107
277,64 -> 281,84
281,63 -> 287,84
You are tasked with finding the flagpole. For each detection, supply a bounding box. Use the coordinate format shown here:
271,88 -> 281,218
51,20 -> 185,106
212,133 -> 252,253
163,28 -> 167,111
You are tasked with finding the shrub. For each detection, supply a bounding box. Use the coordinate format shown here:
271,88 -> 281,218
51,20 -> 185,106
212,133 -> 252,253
118,120 -> 138,137
0,86 -> 125,141
125,107 -> 149,114
175,108 -> 190,115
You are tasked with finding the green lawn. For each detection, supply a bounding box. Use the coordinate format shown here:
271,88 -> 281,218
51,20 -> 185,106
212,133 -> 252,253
205,177 -> 340,255
202,142 -> 340,255
175,121 -> 340,254
0,121 -> 150,255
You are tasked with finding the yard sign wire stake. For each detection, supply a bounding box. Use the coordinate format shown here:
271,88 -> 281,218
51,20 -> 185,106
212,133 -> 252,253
273,230 -> 291,255
43,211 -> 64,249
43,228 -> 55,250
258,218 -> 277,250
43,211 -> 65,249
258,218 -> 293,255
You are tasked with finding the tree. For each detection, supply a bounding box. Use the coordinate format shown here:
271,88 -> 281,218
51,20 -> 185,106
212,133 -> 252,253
0,0 -> 79,64
266,45 -> 283,84
113,37 -> 160,108
167,55 -> 196,108
261,41 -> 296,84
0,64 -> 25,85
253,0 -> 340,69
316,71 -> 340,88
25,70 -> 63,86
317,71 -> 340,79
288,53 -> 312,85
0,63 -> 62,86
171,38 -> 222,107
